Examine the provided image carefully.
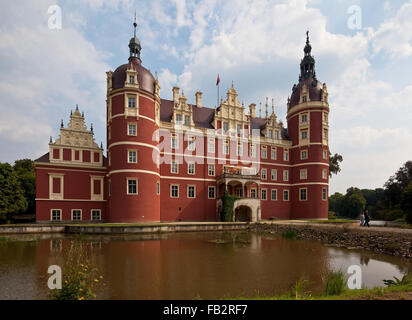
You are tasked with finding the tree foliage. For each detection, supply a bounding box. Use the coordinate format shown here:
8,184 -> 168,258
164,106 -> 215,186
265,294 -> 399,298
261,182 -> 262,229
0,163 -> 28,222
401,182 -> 412,224
14,159 -> 36,214
329,153 -> 343,178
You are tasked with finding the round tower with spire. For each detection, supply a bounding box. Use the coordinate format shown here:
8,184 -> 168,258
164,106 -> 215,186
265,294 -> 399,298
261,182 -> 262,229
286,31 -> 329,219
105,16 -> 161,222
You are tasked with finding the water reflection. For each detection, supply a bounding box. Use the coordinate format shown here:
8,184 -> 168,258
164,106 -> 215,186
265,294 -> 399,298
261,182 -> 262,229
0,232 -> 411,299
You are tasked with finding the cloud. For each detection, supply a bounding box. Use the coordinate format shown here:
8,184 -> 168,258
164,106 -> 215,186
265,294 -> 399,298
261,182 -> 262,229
371,0 -> 412,58
0,0 -> 110,162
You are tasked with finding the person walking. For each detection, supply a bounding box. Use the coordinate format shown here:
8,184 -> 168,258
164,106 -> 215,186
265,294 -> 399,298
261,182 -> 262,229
360,211 -> 365,226
364,210 -> 370,227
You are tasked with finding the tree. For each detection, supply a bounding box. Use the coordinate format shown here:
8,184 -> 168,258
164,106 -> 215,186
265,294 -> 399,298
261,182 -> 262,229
329,153 -> 343,178
0,163 -> 27,222
342,187 -> 366,218
14,159 -> 36,214
384,161 -> 412,207
329,192 -> 344,215
401,182 -> 412,224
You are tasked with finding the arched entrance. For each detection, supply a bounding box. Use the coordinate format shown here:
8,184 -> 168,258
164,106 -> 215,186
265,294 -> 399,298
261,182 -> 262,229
235,205 -> 252,222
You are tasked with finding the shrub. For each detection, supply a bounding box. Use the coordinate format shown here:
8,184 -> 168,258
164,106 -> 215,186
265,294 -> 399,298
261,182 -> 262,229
324,270 -> 347,296
49,240 -> 103,300
220,191 -> 238,222
383,274 -> 412,287
328,211 -> 336,219
281,229 -> 297,239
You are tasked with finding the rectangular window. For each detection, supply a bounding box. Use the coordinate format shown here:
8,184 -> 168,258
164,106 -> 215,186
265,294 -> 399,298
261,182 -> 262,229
187,137 -> 195,151
300,188 -> 307,201
128,97 -> 136,108
208,164 -> 215,176
323,150 -> 328,160
208,186 -> 216,199
175,114 -> 182,125
171,134 -> 178,149
322,169 -> 328,179
261,189 -> 267,200
91,210 -> 101,221
171,160 -> 179,174
130,75 -> 134,84
51,209 -> 61,221
128,150 -> 137,163
301,130 -> 308,140
301,113 -> 308,123
223,140 -> 229,155
187,185 -> 195,198
223,122 -> 229,131
271,169 -> 277,180
261,168 -> 267,180
271,148 -> 277,160
171,185 -> 179,198
72,209 -> 82,221
271,189 -> 277,201
301,150 -> 308,160
250,144 -> 256,157
283,190 -> 289,201
188,162 -> 195,175
323,129 -> 328,140
283,150 -> 289,161
156,182 -> 160,195
184,115 -> 190,126
127,179 -> 138,194
237,142 -> 242,156
274,131 -> 279,140
268,129 -> 273,138
322,188 -> 327,201
261,146 -> 267,159
250,188 -> 256,199
302,95 -> 307,103
300,169 -> 307,180
237,124 -> 241,135
236,188 -> 243,197
283,170 -> 289,181
128,123 -> 137,136
208,138 -> 215,153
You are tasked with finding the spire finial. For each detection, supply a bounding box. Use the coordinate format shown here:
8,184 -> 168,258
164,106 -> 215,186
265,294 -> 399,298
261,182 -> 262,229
60,119 -> 63,128
90,123 -> 93,132
49,136 -> 52,143
100,142 -> 103,149
306,30 -> 309,44
265,97 -> 268,118
134,10 -> 137,38
231,80 -> 234,89
76,104 -> 78,111
272,98 -> 275,115
259,102 -> 262,117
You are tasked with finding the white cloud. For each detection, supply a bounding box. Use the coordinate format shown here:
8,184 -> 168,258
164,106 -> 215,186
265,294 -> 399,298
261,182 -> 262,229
371,0 -> 412,58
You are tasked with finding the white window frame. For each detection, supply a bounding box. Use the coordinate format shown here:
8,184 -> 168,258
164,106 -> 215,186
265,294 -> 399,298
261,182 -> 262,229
208,186 -> 216,199
71,209 -> 82,221
283,170 -> 289,182
261,168 -> 267,180
171,160 -> 179,174
283,190 -> 290,201
322,169 -> 328,179
50,209 -> 62,221
128,150 -> 137,163
171,133 -> 178,149
322,188 -> 327,201
271,169 -> 277,181
127,178 -> 138,195
188,162 -> 195,175
128,123 -> 137,136
271,147 -> 277,160
299,188 -> 308,201
170,184 -> 179,198
156,182 -> 160,195
283,150 -> 289,161
301,150 -> 308,160
208,138 -> 215,153
261,188 -> 267,200
261,145 -> 267,159
187,185 -> 196,198
271,189 -> 277,201
208,164 -> 215,176
91,209 -> 101,221
300,169 -> 307,180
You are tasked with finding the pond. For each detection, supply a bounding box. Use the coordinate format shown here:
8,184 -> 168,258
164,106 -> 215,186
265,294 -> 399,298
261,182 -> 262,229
0,231 -> 411,299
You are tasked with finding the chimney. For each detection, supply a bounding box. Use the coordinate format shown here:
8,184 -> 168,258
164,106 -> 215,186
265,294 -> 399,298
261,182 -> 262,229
172,86 -> 180,103
249,103 -> 256,118
195,91 -> 202,107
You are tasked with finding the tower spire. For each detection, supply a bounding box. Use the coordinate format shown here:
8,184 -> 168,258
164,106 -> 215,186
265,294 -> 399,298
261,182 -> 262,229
129,11 -> 141,61
299,30 -> 316,81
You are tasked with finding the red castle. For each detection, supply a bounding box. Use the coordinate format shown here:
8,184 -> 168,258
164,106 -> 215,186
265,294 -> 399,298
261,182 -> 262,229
35,25 -> 330,223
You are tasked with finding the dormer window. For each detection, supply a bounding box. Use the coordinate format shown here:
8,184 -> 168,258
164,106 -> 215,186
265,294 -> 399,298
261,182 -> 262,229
130,75 -> 135,84
128,97 -> 136,108
274,131 -> 279,140
184,115 -> 190,126
268,129 -> 273,138
223,122 -> 229,132
176,114 -> 182,125
302,96 -> 307,103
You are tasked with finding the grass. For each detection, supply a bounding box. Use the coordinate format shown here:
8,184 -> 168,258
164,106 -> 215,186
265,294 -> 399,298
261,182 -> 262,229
324,270 -> 346,296
0,236 -> 9,243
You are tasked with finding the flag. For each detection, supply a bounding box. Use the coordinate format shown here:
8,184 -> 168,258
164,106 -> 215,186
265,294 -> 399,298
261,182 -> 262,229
216,74 -> 220,86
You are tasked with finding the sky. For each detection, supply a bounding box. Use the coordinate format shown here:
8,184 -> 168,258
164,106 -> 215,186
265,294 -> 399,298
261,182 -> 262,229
0,0 -> 411,195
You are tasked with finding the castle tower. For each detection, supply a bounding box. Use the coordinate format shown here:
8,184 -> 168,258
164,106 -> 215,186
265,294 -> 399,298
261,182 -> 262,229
105,18 -> 161,222
286,32 -> 329,219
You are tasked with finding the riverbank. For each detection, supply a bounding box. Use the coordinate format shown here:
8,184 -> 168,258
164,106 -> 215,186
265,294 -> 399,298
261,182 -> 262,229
253,221 -> 412,258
